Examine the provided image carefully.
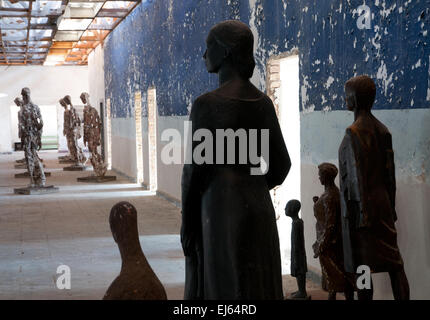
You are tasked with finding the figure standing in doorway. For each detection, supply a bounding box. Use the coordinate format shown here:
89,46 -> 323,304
285,200 -> 310,300
181,20 -> 291,299
339,75 -> 409,300
20,87 -> 45,187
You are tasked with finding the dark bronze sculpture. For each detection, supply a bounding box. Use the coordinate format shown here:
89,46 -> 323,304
339,75 -> 409,300
285,200 -> 310,300
312,163 -> 354,300
181,20 -> 291,299
103,202 -> 167,300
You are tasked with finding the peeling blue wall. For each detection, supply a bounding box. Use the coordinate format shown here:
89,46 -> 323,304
104,0 -> 430,117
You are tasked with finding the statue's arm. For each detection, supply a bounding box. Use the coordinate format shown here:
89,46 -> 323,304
181,99 -> 203,257
319,198 -> 337,253
263,99 -> 291,190
384,133 -> 397,222
340,130 -> 363,226
35,105 -> 43,130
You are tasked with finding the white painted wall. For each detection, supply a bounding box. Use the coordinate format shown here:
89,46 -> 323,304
0,66 -> 89,153
88,45 -> 107,164
88,45 -> 105,115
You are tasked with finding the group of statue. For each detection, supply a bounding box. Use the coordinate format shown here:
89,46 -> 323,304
13,88 -> 110,191
13,88 -> 47,190
59,92 -> 107,177
178,20 -> 410,301
9,19 -> 410,300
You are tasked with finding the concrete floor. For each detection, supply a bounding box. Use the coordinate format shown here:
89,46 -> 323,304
0,150 -> 327,300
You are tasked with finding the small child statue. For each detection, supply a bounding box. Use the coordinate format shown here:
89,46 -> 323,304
285,200 -> 310,300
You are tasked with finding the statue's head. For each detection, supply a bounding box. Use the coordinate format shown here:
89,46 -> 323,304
59,98 -> 67,108
345,75 -> 376,112
204,20 -> 255,79
21,87 -> 31,102
318,162 -> 338,186
80,92 -> 89,104
285,199 -> 301,218
109,202 -> 139,249
14,97 -> 23,107
63,95 -> 72,105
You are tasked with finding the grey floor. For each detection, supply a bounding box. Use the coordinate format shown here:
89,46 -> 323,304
0,150 -> 324,300
0,150 -> 184,300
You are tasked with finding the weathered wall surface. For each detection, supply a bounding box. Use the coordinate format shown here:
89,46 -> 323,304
103,0 -> 430,299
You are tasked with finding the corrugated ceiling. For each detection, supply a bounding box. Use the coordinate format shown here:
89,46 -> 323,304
0,0 -> 140,66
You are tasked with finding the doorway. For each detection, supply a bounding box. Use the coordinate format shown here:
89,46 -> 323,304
147,87 -> 158,191
135,91 -> 144,184
269,54 -> 301,275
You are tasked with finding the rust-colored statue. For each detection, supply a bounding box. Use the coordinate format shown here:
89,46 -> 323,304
62,95 -> 86,167
312,163 -> 354,300
80,92 -> 107,177
103,202 -> 167,300
20,87 -> 45,187
339,75 -> 409,300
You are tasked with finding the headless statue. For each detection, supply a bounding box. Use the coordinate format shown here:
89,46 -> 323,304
312,163 -> 355,300
80,92 -> 107,177
103,202 -> 167,300
20,87 -> 45,187
339,75 -> 409,300
285,200 -> 310,300
63,95 -> 86,165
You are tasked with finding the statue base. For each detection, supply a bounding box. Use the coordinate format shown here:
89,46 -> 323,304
15,172 -> 51,178
14,164 -> 46,169
77,175 -> 117,183
14,185 -> 59,195
16,158 -> 43,163
63,164 -> 89,171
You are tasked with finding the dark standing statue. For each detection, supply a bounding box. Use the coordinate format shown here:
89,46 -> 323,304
339,75 -> 409,300
285,200 -> 310,300
181,20 -> 291,299
103,202 -> 167,300
312,163 -> 354,300
20,87 -> 46,187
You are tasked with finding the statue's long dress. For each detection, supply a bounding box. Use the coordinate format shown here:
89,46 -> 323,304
339,116 -> 404,273
181,92 -> 290,299
314,186 -> 351,291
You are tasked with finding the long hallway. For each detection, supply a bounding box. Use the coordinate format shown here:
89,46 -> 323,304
0,150 -> 184,299
0,151 -> 327,300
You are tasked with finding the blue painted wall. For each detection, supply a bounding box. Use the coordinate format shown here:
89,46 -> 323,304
104,0 -> 430,117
